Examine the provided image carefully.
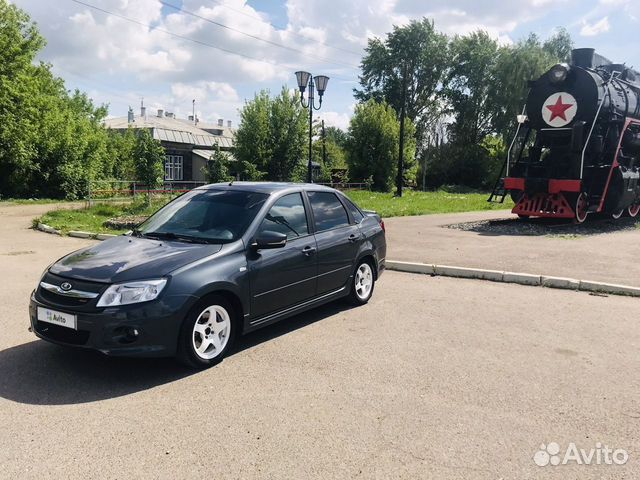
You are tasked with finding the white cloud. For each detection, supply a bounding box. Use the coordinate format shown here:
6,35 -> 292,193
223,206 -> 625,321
320,111 -> 351,131
13,0 -> 625,127
580,16 -> 610,36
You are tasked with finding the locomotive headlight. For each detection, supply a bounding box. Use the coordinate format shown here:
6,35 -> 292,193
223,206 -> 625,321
549,63 -> 571,84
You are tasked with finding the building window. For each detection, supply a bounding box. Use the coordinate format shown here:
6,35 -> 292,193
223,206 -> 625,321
165,155 -> 183,181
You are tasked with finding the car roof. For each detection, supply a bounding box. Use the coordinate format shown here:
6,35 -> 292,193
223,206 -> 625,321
196,181 -> 339,195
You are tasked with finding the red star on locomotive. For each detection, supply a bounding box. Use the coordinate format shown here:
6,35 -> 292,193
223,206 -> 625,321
545,95 -> 573,122
490,48 -> 640,223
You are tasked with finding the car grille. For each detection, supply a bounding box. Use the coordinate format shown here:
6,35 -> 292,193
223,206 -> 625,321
34,321 -> 90,346
37,272 -> 106,312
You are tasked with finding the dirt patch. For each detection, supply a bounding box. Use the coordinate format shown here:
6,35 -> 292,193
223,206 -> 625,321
445,216 -> 639,237
103,215 -> 148,230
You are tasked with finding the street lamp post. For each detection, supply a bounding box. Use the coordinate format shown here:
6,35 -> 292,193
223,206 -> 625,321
295,71 -> 329,183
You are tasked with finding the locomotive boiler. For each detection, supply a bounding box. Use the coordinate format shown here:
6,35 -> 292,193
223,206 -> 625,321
490,48 -> 640,222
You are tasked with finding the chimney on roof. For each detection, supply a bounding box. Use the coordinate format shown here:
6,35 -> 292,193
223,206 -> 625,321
217,118 -> 223,127
127,106 -> 134,124
165,112 -> 174,118
188,115 -> 194,121
140,98 -> 146,118
157,109 -> 164,117
227,120 -> 232,128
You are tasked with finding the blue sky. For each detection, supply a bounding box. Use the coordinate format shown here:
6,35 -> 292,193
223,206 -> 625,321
12,0 -> 639,130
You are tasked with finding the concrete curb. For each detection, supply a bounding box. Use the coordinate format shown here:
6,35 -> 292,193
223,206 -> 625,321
68,230 -> 92,239
386,260 -> 640,298
36,223 -> 61,236
36,224 -> 117,241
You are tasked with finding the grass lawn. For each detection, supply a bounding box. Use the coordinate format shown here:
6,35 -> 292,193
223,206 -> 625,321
34,189 -> 511,236
347,190 -> 511,218
34,196 -> 175,234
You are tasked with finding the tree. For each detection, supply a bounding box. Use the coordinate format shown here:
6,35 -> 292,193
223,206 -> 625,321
312,123 -> 348,183
346,100 -> 416,191
203,144 -> 232,183
355,19 -> 449,149
134,130 -> 165,202
489,31 -> 573,140
0,0 -> 119,199
234,87 -> 306,181
445,31 -> 499,145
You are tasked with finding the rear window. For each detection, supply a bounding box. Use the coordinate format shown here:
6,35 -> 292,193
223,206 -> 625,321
308,191 -> 350,232
342,197 -> 364,223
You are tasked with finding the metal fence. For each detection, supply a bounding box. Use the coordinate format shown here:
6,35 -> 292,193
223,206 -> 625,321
86,180 -> 370,207
316,182 -> 371,190
86,180 -> 207,206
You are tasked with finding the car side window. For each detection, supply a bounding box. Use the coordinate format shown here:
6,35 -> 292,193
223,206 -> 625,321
308,191 -> 350,232
342,197 -> 364,223
258,193 -> 309,240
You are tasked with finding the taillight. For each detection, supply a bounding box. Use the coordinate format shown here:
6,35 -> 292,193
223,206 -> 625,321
380,219 -> 385,232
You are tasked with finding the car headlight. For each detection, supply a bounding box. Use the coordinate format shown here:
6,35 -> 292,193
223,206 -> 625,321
97,279 -> 167,307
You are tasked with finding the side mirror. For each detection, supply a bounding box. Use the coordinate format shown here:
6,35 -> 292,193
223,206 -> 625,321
252,231 -> 287,250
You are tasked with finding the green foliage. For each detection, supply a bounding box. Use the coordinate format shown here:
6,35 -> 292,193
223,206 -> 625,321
489,31 -> 573,140
445,31 -> 499,145
0,0 -> 135,200
312,123 -> 348,183
354,18 -> 574,191
134,130 -> 165,195
346,100 -> 416,192
355,19 -> 449,147
36,195 -> 176,234
346,189 -> 510,218
203,145 -> 232,183
234,86 -> 306,181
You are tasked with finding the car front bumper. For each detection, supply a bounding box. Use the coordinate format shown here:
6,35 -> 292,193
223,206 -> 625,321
29,291 -> 195,357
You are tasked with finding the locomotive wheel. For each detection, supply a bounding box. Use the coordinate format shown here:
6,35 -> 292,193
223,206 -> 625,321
611,209 -> 624,220
517,214 -> 530,220
628,204 -> 640,218
574,193 -> 588,224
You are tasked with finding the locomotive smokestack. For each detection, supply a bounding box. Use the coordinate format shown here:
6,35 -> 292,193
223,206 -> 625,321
571,48 -> 595,69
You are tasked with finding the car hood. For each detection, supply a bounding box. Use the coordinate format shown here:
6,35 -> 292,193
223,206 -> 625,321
49,235 -> 223,283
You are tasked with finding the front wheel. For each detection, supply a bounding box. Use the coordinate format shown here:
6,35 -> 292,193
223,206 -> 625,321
348,260 -> 375,305
177,295 -> 236,369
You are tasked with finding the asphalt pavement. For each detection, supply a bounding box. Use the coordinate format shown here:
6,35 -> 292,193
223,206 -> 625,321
385,209 -> 640,287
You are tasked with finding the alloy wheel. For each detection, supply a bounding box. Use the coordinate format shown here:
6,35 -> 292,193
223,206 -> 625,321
191,305 -> 231,360
355,263 -> 373,300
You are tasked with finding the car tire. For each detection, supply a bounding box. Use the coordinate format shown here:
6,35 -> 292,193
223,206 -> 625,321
347,259 -> 375,306
176,294 -> 237,369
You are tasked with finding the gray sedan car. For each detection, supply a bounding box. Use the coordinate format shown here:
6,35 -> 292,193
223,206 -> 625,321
29,182 -> 386,368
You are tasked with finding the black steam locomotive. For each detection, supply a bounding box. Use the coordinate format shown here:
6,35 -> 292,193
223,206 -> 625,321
490,48 -> 640,222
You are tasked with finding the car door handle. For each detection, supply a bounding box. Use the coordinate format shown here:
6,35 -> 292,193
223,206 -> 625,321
302,246 -> 316,256
348,234 -> 359,243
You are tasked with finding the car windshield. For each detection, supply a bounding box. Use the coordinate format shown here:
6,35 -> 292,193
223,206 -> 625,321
135,189 -> 268,244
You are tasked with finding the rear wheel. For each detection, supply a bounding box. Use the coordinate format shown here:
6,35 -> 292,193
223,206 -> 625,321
575,193 -> 588,224
348,260 -> 375,305
611,209 -> 624,219
628,204 -> 640,218
177,295 -> 236,369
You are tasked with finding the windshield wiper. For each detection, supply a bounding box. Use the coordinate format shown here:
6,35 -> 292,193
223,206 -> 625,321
139,231 -> 215,244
